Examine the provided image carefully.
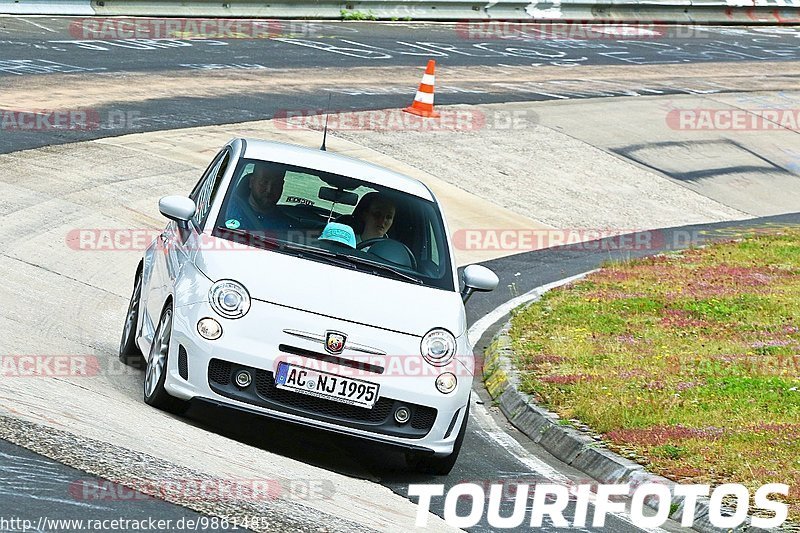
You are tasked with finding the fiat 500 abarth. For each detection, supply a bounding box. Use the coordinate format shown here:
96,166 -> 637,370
119,138 -> 498,474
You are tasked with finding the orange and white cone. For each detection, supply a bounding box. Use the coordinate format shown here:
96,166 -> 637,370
403,59 -> 440,118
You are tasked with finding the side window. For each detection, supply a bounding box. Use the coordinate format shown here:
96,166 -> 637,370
192,151 -> 230,229
190,150 -> 224,199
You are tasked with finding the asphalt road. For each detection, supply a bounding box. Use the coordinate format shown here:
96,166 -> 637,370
3,19 -> 799,70
1,18 -> 799,153
1,16 -> 799,533
0,439 -> 234,532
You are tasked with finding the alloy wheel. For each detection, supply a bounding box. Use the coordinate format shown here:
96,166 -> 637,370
144,308 -> 172,399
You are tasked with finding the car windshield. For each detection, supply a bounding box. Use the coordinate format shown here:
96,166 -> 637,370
212,157 -> 454,291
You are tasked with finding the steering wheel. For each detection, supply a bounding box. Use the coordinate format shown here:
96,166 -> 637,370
357,238 -> 418,270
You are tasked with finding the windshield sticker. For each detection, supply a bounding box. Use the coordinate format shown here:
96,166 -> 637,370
286,196 -> 313,205
225,219 -> 241,229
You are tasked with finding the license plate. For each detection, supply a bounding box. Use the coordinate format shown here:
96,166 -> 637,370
275,362 -> 380,409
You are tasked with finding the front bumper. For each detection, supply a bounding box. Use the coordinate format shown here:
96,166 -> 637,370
161,298 -> 473,456
191,397 -> 440,455
207,358 -> 439,440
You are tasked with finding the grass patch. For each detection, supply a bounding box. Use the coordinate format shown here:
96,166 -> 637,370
340,9 -> 377,20
509,229 -> 800,519
653,444 -> 687,460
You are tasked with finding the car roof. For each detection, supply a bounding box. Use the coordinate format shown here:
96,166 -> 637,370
241,138 -> 434,201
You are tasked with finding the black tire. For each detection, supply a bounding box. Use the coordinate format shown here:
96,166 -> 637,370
143,304 -> 189,415
119,268 -> 145,369
412,405 -> 469,476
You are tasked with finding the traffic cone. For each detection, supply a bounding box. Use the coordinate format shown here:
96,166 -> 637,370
403,59 -> 440,118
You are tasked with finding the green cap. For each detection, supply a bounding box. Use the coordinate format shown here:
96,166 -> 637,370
319,222 -> 356,249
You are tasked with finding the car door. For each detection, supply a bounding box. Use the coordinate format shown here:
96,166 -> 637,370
178,148 -> 231,267
145,149 -> 230,335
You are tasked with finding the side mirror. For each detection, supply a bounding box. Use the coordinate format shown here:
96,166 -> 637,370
159,196 -> 196,227
461,264 -> 499,304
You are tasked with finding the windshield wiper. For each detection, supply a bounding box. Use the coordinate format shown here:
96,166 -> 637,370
285,244 -> 360,270
215,227 -> 420,283
289,245 -> 423,284
216,227 -> 358,270
336,254 -> 424,285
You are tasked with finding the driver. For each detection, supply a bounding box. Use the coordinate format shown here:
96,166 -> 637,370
352,192 -> 396,244
226,165 -> 295,233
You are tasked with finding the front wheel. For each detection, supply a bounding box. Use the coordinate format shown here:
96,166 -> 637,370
119,269 -> 145,368
411,406 -> 469,476
143,304 -> 188,415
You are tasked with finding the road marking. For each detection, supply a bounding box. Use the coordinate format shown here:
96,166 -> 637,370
0,451 -> 114,511
0,487 -> 114,511
48,39 -> 228,51
17,17 -> 57,33
0,59 -> 98,75
470,401 -> 570,483
470,406 -> 670,532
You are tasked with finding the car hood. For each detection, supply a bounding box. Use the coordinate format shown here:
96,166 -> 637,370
193,238 -> 466,338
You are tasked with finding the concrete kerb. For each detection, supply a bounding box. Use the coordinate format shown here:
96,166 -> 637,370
0,415 -> 375,533
0,0 -> 94,15
482,289 -> 765,533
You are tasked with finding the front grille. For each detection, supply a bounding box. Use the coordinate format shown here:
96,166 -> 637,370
208,359 -> 231,385
278,344 -> 384,374
178,345 -> 188,380
207,358 -> 437,438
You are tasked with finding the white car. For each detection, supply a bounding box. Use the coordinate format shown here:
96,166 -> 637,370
119,138 -> 498,474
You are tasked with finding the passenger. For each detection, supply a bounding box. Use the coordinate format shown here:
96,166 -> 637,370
350,192 -> 396,244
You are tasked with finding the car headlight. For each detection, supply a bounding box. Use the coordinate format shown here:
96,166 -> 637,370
421,328 -> 456,367
209,280 -> 250,319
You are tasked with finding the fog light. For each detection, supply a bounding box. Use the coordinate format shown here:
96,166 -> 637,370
435,372 -> 457,394
197,317 -> 222,340
235,370 -> 252,388
394,406 -> 411,424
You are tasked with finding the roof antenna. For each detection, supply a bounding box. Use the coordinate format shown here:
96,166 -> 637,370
320,93 -> 332,151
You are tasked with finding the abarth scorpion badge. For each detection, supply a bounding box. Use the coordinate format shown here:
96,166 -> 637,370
325,331 -> 346,355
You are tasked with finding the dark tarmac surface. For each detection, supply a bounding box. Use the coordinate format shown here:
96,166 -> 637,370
1,18 -> 799,153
